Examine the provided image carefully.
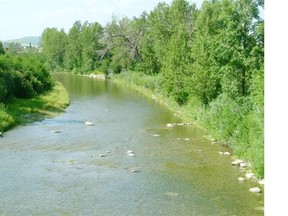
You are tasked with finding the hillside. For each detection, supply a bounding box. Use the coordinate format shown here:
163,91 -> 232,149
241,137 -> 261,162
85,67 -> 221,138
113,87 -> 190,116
4,36 -> 40,46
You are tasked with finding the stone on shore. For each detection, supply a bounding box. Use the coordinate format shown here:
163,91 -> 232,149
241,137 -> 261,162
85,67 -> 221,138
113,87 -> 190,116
245,172 -> 255,179
231,159 -> 244,166
166,123 -> 176,128
258,179 -> 264,185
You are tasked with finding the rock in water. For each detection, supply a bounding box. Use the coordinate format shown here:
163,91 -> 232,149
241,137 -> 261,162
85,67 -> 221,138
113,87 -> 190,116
238,177 -> 245,182
85,121 -> 94,126
249,187 -> 261,193
166,123 -> 175,128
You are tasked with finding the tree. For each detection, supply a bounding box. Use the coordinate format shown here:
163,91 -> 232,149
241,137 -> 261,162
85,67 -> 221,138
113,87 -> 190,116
81,21 -> 103,72
41,28 -> 67,70
101,16 -> 143,71
0,41 -> 5,55
65,21 -> 83,72
160,0 -> 197,105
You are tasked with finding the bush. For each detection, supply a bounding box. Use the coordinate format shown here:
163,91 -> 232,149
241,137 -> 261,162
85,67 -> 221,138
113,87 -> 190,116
0,54 -> 54,101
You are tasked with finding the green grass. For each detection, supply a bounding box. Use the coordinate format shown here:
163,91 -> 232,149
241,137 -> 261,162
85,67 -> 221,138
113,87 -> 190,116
0,81 -> 69,132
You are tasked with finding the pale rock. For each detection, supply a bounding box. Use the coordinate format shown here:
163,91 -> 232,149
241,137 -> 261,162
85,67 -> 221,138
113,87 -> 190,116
130,168 -> 140,173
127,150 -> 134,154
231,159 -> 244,166
219,151 -> 224,155
258,179 -> 264,185
249,187 -> 261,193
166,123 -> 175,128
240,162 -> 247,167
238,177 -> 245,182
223,152 -> 231,156
245,172 -> 255,179
85,121 -> 94,126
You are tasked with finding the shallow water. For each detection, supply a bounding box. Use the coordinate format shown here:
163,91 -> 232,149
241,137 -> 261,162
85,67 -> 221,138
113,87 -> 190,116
0,73 -> 264,215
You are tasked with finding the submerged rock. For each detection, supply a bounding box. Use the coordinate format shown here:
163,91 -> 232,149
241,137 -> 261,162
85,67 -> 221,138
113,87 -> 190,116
52,130 -> 61,133
223,152 -> 231,156
165,192 -> 180,197
65,160 -> 75,165
249,187 -> 261,193
130,168 -> 140,173
99,154 -> 107,157
0,132 -> 3,137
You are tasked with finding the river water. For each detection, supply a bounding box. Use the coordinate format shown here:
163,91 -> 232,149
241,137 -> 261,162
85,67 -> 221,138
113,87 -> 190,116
0,73 -> 264,215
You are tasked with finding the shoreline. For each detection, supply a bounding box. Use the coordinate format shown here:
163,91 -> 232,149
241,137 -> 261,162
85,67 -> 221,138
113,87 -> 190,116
0,81 -> 69,133
109,73 -> 264,190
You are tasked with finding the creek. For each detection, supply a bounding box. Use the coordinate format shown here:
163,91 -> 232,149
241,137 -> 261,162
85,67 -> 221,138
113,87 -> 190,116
0,73 -> 264,215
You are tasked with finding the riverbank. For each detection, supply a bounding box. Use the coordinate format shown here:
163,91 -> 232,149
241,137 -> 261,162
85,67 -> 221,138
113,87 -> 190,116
0,81 -> 69,133
111,71 -> 264,180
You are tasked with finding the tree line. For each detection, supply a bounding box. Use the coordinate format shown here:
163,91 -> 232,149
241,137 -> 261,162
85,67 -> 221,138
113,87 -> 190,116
41,0 -> 263,106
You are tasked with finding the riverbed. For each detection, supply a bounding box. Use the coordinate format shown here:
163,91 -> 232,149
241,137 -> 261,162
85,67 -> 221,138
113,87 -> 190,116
0,73 -> 264,215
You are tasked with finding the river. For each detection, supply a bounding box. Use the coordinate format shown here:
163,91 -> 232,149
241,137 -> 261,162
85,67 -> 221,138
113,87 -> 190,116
0,73 -> 264,215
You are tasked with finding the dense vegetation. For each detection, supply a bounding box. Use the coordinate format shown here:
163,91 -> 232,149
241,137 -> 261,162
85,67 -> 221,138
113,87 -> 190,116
3,0 -> 264,178
0,45 -> 56,131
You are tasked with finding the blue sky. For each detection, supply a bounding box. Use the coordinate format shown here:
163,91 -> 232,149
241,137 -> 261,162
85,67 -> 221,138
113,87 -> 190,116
0,0 -> 263,41
0,0 -> 200,40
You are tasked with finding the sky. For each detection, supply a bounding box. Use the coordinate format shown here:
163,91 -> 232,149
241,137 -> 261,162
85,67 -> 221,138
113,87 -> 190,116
0,0 -> 264,41
0,0 -> 205,40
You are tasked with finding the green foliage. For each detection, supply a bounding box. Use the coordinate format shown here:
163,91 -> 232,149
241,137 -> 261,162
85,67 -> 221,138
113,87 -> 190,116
41,28 -> 67,70
0,103 -> 14,132
0,54 -> 54,102
0,41 -> 5,55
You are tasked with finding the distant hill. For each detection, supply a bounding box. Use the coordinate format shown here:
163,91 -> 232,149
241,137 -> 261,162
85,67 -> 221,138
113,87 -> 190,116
4,36 -> 40,47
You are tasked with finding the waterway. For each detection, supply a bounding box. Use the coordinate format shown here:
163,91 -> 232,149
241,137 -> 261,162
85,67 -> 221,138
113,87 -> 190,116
0,73 -> 264,215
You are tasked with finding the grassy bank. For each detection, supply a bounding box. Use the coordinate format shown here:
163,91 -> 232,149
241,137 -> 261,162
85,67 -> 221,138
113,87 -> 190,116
0,81 -> 69,132
112,71 -> 264,179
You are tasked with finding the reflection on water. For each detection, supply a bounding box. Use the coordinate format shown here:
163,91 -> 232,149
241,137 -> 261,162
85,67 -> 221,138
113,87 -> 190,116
0,73 -> 264,215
